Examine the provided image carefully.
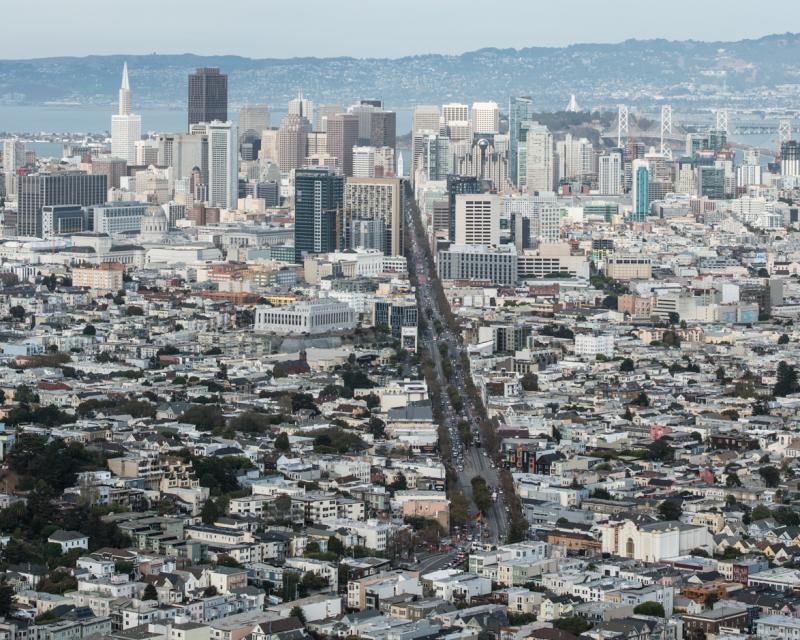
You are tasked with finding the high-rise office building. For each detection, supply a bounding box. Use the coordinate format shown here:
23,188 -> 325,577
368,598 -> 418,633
294,168 -> 344,259
598,151 -> 623,195
352,147 -> 376,178
239,104 -> 270,139
2,138 -> 25,197
781,141 -> 800,178
344,177 -> 403,256
631,159 -> 649,220
471,102 -> 500,135
278,115 -> 312,173
446,174 -> 482,242
316,105 -> 343,133
509,97 -> 535,187
188,67 -> 228,129
17,172 -> 107,237
698,166 -> 726,200
206,121 -> 238,210
454,193 -> 500,248
157,131 -> 208,183
412,105 -> 441,177
442,103 -> 469,128
525,124 -> 554,193
556,134 -> 594,181
326,113 -> 359,177
91,156 -> 127,189
111,63 -> 141,164
422,133 -> 452,182
288,93 -> 314,124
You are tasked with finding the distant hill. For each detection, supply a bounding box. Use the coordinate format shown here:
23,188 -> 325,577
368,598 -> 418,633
1,34 -> 799,112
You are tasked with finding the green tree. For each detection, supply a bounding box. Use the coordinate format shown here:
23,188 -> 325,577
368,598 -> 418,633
775,361 -> 800,397
589,488 -> 612,500
751,504 -> 772,520
0,582 -> 13,616
142,583 -> 158,600
521,372 -> 539,391
179,405 -> 225,431
759,465 -> 781,488
82,324 -> 96,336
658,499 -> 682,521
201,498 -> 220,524
125,305 -> 144,317
290,605 -> 306,624
275,432 -> 290,452
620,358 -> 635,373
554,617 -> 592,635
778,334 -> 790,345
9,305 -> 25,320
634,601 -> 665,617
327,536 -> 344,555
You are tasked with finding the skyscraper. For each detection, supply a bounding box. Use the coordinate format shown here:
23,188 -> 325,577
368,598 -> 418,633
17,172 -> 107,237
446,175 -> 482,242
525,124 -> 554,193
2,138 -> 25,197
442,103 -> 469,128
111,63 -> 141,164
471,102 -> 500,135
344,177 -> 403,256
277,114 -> 311,173
411,105 -> 441,178
454,193 -> 500,248
288,93 -> 314,124
555,134 -> 594,181
781,140 -> 800,178
239,104 -> 270,139
631,159 -> 649,220
598,151 -> 623,195
294,168 -> 344,260
352,147 -> 376,178
316,105 -> 343,133
509,97 -> 535,187
326,113 -> 359,177
206,121 -> 238,210
188,67 -> 228,129
422,133 -> 452,181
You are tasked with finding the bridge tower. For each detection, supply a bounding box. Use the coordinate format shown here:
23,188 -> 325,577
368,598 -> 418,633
779,119 -> 793,145
715,108 -> 729,133
660,105 -> 673,159
617,105 -> 629,149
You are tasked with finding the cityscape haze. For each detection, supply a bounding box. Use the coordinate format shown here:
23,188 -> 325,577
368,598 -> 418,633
0,5 -> 800,640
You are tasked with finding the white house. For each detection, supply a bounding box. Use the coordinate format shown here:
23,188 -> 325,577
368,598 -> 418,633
48,530 -> 89,553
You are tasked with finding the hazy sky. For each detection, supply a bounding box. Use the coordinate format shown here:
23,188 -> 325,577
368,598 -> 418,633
4,0 -> 799,59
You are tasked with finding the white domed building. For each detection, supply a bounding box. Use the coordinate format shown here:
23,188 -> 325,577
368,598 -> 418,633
139,205 -> 169,242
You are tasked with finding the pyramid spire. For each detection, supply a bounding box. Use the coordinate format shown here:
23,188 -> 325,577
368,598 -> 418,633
118,62 -> 131,116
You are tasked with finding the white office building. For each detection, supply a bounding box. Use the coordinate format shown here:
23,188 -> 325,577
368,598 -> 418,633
471,101 -> 500,135
111,63 -> 141,165
556,134 -> 594,181
574,333 -> 615,359
438,244 -> 518,286
598,152 -> 623,195
206,120 -> 238,210
525,124 -> 554,193
92,202 -> 149,234
254,299 -> 356,335
454,193 -> 500,247
352,146 -> 376,178
442,103 -> 469,127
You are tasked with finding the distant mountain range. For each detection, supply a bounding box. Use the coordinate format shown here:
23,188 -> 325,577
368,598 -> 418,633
1,34 -> 799,113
